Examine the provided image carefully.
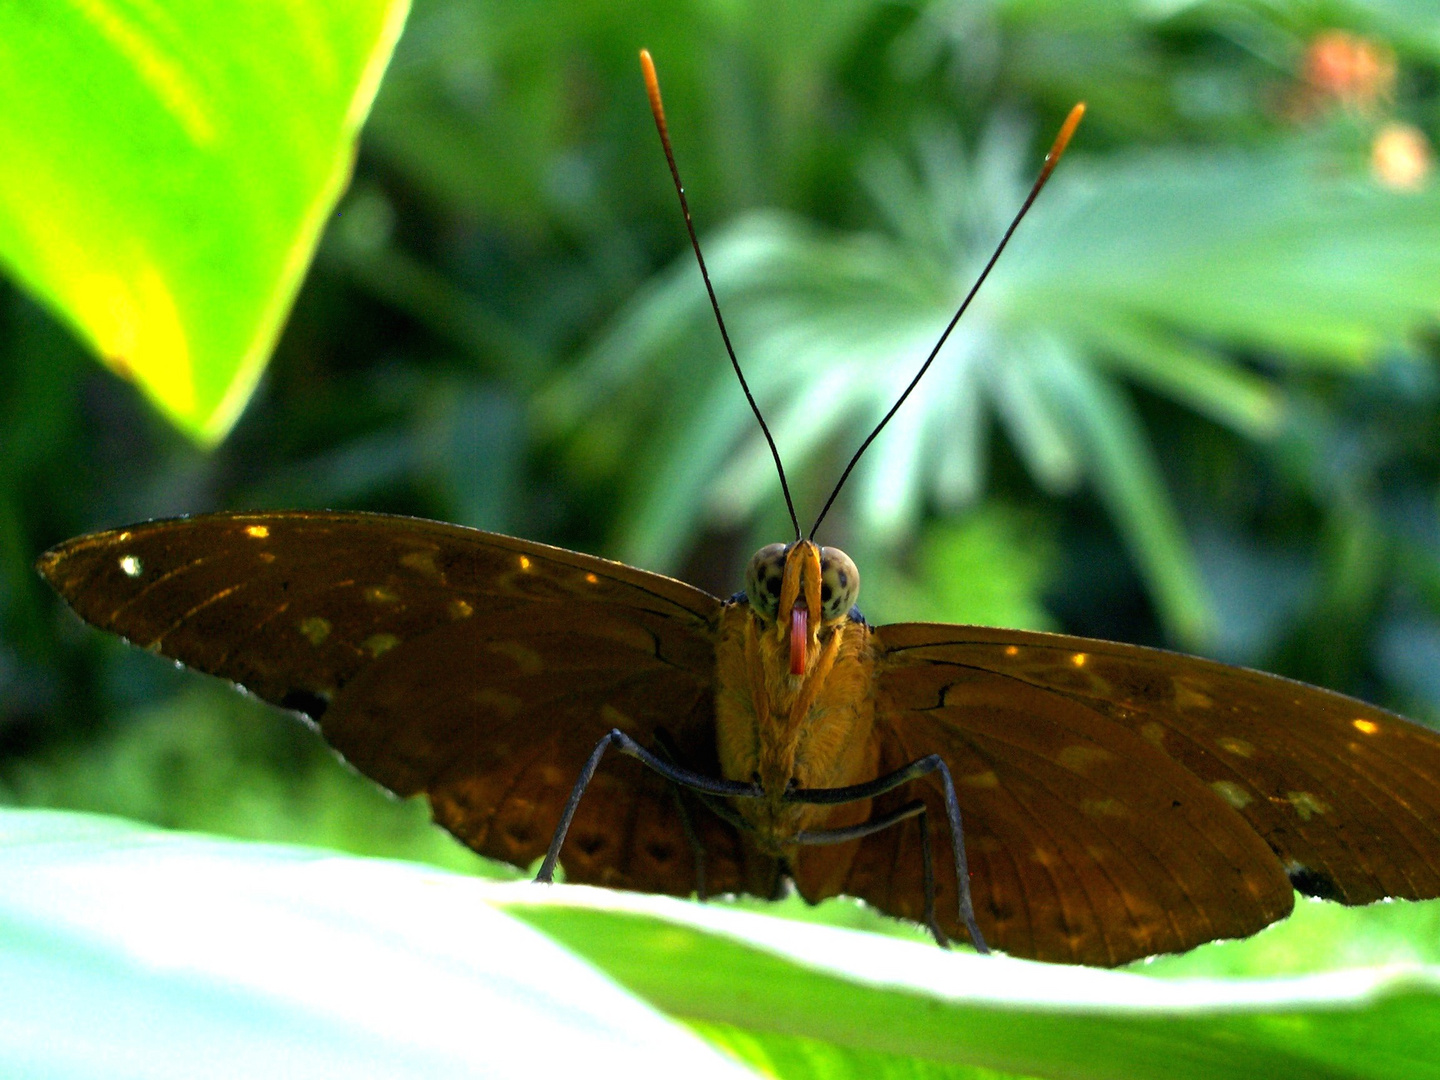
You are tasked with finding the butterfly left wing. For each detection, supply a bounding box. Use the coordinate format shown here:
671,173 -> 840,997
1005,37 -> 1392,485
36,511 -> 763,897
832,623 -> 1440,966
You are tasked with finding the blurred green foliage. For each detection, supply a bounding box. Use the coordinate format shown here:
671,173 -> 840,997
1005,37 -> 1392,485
3,0 -> 1440,1040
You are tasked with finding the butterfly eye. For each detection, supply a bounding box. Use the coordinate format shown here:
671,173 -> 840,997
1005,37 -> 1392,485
819,546 -> 859,621
745,543 -> 788,622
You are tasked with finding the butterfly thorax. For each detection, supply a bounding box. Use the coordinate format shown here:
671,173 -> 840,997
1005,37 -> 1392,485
713,540 -> 879,851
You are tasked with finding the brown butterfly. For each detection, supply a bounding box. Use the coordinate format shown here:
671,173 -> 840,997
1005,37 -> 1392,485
35,52 -> 1440,967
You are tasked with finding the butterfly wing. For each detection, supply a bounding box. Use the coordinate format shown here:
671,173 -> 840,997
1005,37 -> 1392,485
837,623 -> 1440,966
36,511 -> 754,896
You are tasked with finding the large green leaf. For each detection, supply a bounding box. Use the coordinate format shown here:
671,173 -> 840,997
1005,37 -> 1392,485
8,807 -> 1440,1080
0,808 -> 756,1079
504,887 -> 1440,1080
0,1 -> 409,444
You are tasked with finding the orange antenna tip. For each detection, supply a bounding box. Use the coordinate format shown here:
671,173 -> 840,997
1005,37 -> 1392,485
639,50 -> 664,122
1041,103 -> 1086,180
1053,103 -> 1086,155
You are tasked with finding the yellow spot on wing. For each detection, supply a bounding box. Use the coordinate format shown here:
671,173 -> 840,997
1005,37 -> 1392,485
1286,791 -> 1330,820
471,688 -> 522,718
298,616 -> 331,645
601,704 -> 638,733
400,550 -> 440,577
448,598 -> 474,620
1353,718 -> 1379,735
1056,744 -> 1114,774
1071,652 -> 1087,667
1210,780 -> 1252,809
519,556 -> 532,571
1080,797 -> 1128,818
363,585 -> 399,605
363,633 -> 401,657
245,525 -> 269,539
1174,681 -> 1214,710
585,573 -> 599,584
1004,645 -> 1019,656
487,640 -> 544,675
1217,736 -> 1254,758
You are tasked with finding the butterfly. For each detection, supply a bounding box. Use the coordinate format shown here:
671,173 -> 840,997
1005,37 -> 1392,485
35,52 -> 1440,967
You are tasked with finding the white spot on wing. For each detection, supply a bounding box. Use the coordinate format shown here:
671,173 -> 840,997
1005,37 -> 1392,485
119,555 -> 142,577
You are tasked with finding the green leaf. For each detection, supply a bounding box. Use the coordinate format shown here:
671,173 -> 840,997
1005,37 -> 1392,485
0,807 -> 758,1080
0,1 -> 409,444
11,807 -> 1440,1080
505,887 -> 1440,1080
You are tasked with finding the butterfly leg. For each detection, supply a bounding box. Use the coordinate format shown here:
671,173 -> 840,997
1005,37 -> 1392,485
917,808 -> 950,949
536,728 -> 762,885
645,731 -> 710,898
668,786 -> 708,900
793,799 -> 950,947
786,755 -> 988,954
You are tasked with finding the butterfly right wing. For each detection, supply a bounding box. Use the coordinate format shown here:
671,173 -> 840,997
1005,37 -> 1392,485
833,623 -> 1292,965
837,621 -> 1440,965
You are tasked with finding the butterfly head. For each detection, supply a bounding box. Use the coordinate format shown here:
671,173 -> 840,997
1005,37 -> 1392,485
745,540 -> 859,675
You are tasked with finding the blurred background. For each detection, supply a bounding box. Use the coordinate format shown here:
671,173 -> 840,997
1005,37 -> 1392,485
1,0 -> 1438,890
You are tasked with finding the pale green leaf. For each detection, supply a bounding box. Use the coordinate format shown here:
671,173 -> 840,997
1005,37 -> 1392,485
506,886 -> 1440,1080
0,808 -> 757,1080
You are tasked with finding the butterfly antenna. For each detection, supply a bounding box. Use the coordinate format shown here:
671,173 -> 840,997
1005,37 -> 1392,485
808,102 -> 1086,540
640,48 -> 801,543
